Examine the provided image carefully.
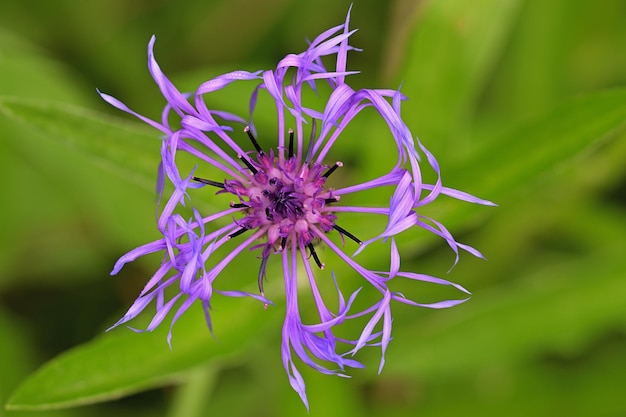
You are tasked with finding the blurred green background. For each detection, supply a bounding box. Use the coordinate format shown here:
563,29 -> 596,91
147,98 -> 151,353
1,0 -> 625,416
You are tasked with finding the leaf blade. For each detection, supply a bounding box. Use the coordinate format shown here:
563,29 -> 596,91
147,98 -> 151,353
6,297 -> 280,410
395,0 -> 523,149
0,96 -> 160,191
421,88 -> 626,228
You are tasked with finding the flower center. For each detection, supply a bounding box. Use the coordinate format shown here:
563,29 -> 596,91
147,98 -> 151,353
235,150 -> 337,252
263,178 -> 304,220
193,127 -> 362,294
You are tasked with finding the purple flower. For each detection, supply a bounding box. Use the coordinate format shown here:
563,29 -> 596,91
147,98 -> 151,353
100,8 -> 494,409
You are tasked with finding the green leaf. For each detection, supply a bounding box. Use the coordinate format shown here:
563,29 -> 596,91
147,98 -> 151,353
382,201 -> 626,379
456,88 -> 626,199
395,0 -> 523,150
0,29 -> 90,103
166,366 -> 219,417
6,297 -> 281,411
0,96 -> 159,191
421,88 -> 626,228
0,31 -> 143,287
478,0 -> 626,129
0,308 -> 35,408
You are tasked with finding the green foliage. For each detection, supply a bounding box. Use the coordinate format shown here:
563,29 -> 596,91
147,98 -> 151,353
1,0 -> 625,416
6,298 -> 280,410
0,97 -> 159,190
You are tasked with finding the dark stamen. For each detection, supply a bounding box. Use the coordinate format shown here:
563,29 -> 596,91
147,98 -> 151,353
288,128 -> 294,159
304,120 -> 317,164
322,162 -> 343,178
325,197 -> 339,204
228,227 -> 249,239
279,237 -> 288,251
230,202 -> 248,209
193,177 -> 225,189
332,224 -> 362,245
265,207 -> 273,221
258,255 -> 269,296
307,243 -> 324,269
244,126 -> 264,154
238,154 -> 258,174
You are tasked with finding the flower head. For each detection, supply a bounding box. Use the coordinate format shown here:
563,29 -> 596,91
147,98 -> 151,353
100,8 -> 494,409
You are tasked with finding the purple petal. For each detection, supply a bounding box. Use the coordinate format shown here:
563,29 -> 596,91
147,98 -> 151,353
147,36 -> 196,116
98,89 -> 169,134
196,70 -> 262,95
422,184 -> 498,206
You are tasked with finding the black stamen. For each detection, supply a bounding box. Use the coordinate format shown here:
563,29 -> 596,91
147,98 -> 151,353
244,126 -> 264,154
258,255 -> 269,296
265,207 -> 273,221
238,155 -> 258,174
288,128 -> 294,159
332,224 -> 362,245
228,227 -> 249,239
322,162 -> 343,178
193,177 -> 225,189
307,243 -> 324,269
325,197 -> 339,204
304,120 -> 317,164
230,202 -> 248,209
280,237 -> 288,251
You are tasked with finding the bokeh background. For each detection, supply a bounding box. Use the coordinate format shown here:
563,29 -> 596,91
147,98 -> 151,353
1,0 -> 625,416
